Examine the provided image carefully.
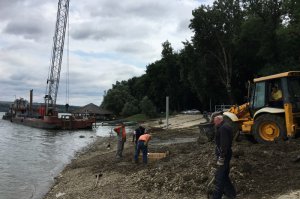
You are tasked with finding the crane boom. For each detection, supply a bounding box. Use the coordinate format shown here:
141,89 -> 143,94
45,0 -> 70,115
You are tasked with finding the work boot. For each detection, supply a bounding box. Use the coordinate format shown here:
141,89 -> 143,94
207,193 -> 213,199
115,155 -> 122,162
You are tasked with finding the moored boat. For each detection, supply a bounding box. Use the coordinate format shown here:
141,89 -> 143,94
3,98 -> 95,130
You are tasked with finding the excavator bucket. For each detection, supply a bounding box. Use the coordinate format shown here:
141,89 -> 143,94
199,122 -> 215,142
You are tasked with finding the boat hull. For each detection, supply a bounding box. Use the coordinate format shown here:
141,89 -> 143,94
7,116 -> 95,130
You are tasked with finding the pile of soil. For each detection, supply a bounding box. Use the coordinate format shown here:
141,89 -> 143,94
44,126 -> 300,199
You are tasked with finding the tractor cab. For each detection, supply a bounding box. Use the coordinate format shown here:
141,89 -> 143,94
248,71 -> 300,142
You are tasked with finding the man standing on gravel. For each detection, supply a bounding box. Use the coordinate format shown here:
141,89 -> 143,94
134,133 -> 151,164
211,115 -> 236,199
114,123 -> 126,160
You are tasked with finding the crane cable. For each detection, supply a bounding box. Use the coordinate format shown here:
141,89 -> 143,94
65,12 -> 70,107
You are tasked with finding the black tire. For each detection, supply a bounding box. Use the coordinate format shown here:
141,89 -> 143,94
252,114 -> 287,143
223,116 -> 240,142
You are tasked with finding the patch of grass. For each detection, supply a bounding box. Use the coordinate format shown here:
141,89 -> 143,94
125,113 -> 168,123
125,113 -> 149,122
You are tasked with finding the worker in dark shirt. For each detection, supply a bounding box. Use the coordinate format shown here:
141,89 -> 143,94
132,125 -> 146,145
211,115 -> 236,199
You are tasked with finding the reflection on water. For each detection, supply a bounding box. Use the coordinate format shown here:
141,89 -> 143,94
0,112 -> 133,199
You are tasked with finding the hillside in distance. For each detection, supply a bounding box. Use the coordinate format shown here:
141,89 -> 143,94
0,101 -> 80,113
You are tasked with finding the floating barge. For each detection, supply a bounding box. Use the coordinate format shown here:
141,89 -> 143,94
2,96 -> 95,130
6,115 -> 95,130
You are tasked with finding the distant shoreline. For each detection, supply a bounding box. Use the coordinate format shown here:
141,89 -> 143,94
0,101 -> 80,112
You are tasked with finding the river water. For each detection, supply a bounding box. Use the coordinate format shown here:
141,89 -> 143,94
0,112 -> 131,199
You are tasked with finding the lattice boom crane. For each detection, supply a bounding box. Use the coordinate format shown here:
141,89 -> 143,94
45,0 -> 70,115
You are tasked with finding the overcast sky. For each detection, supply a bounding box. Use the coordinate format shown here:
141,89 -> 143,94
0,0 -> 212,106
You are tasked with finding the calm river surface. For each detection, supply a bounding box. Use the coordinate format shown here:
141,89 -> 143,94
0,112 -> 130,199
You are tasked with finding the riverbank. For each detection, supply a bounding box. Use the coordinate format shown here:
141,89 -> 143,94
43,114 -> 300,199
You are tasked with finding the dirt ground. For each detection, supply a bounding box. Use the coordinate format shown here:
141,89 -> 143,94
43,114 -> 300,199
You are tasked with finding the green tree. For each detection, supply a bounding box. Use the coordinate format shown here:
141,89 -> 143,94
139,96 -> 156,118
276,0 -> 300,70
127,75 -> 148,102
242,0 -> 284,69
161,40 -> 174,58
121,100 -> 139,116
179,41 -> 216,110
101,81 -> 134,115
146,41 -> 192,112
190,0 -> 244,104
145,60 -> 167,111
100,0 -> 300,114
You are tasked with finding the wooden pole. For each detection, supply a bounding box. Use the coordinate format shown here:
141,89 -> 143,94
166,96 -> 169,129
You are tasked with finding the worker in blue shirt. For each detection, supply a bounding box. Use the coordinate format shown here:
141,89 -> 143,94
132,125 -> 146,145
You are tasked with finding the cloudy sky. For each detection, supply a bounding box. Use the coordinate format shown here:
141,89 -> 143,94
0,0 -> 212,106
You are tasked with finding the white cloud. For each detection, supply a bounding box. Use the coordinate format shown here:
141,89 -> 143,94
0,0 -> 213,106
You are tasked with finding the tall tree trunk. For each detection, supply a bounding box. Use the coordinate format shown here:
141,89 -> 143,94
226,83 -> 234,105
209,37 -> 235,104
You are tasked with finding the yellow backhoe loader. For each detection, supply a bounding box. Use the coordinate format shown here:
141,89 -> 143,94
201,71 -> 300,143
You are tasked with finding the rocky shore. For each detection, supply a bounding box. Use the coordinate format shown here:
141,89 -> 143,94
43,114 -> 300,199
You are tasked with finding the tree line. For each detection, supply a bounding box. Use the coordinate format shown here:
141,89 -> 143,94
101,0 -> 300,116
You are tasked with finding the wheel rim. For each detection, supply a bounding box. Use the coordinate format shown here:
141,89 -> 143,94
259,121 -> 280,141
